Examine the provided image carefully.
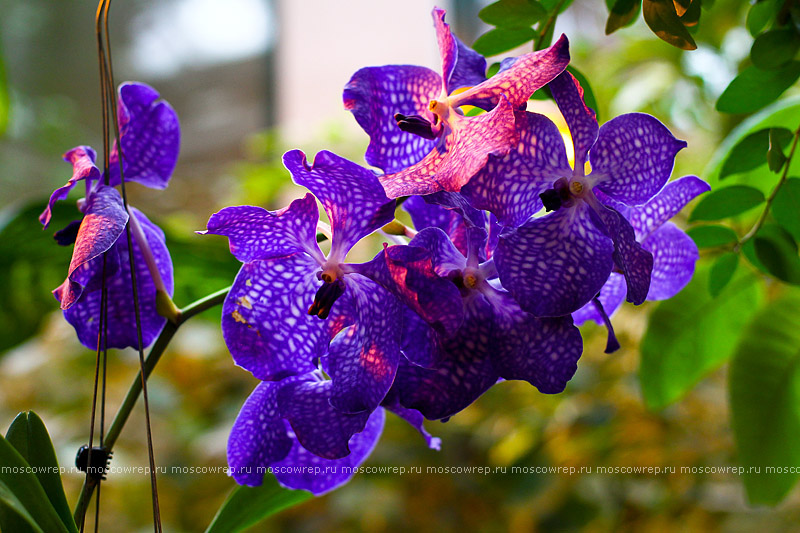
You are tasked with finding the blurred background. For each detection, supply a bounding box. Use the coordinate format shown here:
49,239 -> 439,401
2,0 -> 799,531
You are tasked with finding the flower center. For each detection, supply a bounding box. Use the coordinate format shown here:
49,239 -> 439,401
308,276 -> 345,320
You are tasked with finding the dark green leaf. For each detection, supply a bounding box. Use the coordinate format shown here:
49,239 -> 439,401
672,0 -> 691,17
679,0 -> 701,26
751,29 -> 800,71
565,66 -> 599,121
5,413 -> 77,533
687,225 -> 739,248
641,0 -> 697,50
479,0 -> 547,29
772,177 -> 800,241
719,127 -> 792,180
730,290 -> 800,504
205,474 -> 311,533
0,483 -> 42,533
0,435 -> 69,533
540,0 -> 574,14
747,0 -> 779,36
604,0 -> 642,34
689,185 -> 765,222
768,128 -> 789,172
709,252 -> 739,297
754,225 -> 800,284
717,63 -> 800,115
487,62 -> 502,78
640,265 -> 763,409
472,27 -> 537,56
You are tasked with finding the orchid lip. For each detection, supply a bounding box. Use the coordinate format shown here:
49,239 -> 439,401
308,277 -> 345,320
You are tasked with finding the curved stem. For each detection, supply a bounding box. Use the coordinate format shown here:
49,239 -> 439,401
72,286 -> 230,525
534,0 -> 567,50
736,122 -> 800,250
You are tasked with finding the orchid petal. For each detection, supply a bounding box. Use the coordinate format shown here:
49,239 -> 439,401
382,390 -> 442,450
591,113 -> 687,205
628,175 -> 710,237
40,146 -> 101,228
549,71 -> 598,170
572,273 -> 626,326
643,222 -> 699,300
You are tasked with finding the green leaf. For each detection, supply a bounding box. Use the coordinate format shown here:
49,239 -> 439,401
747,0 -> 780,36
566,66 -> 599,121
719,127 -> 792,180
0,483 -> 42,533
753,224 -> 800,284
729,290 -> 800,504
717,63 -> 800,115
472,27 -> 537,56
772,177 -> 800,241
689,185 -> 765,222
709,252 -> 739,297
768,127 -> 789,172
0,434 -> 69,533
641,0 -> 697,50
5,413 -> 77,533
687,225 -> 739,248
604,0 -> 642,34
205,475 -> 311,533
639,265 -> 763,410
479,0 -> 547,29
540,0 -> 574,14
751,29 -> 800,71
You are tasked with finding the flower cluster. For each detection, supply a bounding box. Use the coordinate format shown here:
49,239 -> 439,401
204,7 -> 707,495
42,82 -> 179,349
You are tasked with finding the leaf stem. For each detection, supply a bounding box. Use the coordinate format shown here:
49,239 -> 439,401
534,0 -> 567,50
737,122 -> 800,249
72,286 -> 230,525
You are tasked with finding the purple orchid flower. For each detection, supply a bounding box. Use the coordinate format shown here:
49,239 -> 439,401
464,70 -> 687,318
203,150 -> 410,415
343,7 -> 570,198
228,370 -> 440,495
41,82 -> 179,349
572,175 -> 710,327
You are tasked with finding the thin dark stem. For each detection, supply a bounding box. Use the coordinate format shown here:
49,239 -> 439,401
72,287 -> 230,526
534,0 -> 567,50
736,122 -> 800,249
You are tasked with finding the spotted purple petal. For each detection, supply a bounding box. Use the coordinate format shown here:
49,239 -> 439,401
495,202 -> 614,317
326,275 -> 402,413
423,191 -> 486,229
461,111 -> 571,227
549,71 -> 598,170
572,272 -> 626,326
393,295 -> 498,420
403,194 -> 480,257
40,146 -> 101,228
379,96 -> 518,198
108,82 -> 180,190
451,34 -> 570,110
272,408 -> 385,495
59,207 -> 173,350
277,379 -> 371,459
491,293 -> 583,393
222,254 -> 333,380
399,308 -> 443,368
643,222 -> 698,300
227,381 -> 295,486
201,194 -> 324,264
283,150 -> 395,261
449,36 -> 487,92
54,185 -> 128,309
591,113 -> 687,206
343,65 -> 441,173
407,227 -> 467,275
628,175 -> 710,238
433,7 -> 457,94
593,204 -> 654,305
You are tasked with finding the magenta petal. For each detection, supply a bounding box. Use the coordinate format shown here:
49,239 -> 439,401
108,82 -> 180,189
591,113 -> 687,206
549,71 -> 598,169
643,222 -> 699,300
40,146 -> 101,228
461,111 -> 571,227
54,185 -> 128,309
572,273 -> 626,326
594,205 -> 654,305
202,194 -> 323,264
273,408 -> 385,495
451,34 -> 570,110
343,65 -> 441,173
283,150 -> 395,260
327,275 -> 402,413
433,7 -> 457,93
221,254 -> 333,380
628,175 -> 710,237
495,203 -> 615,317
493,294 -> 583,394
227,381 -> 294,486
379,97 -> 518,198
60,208 -> 173,350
